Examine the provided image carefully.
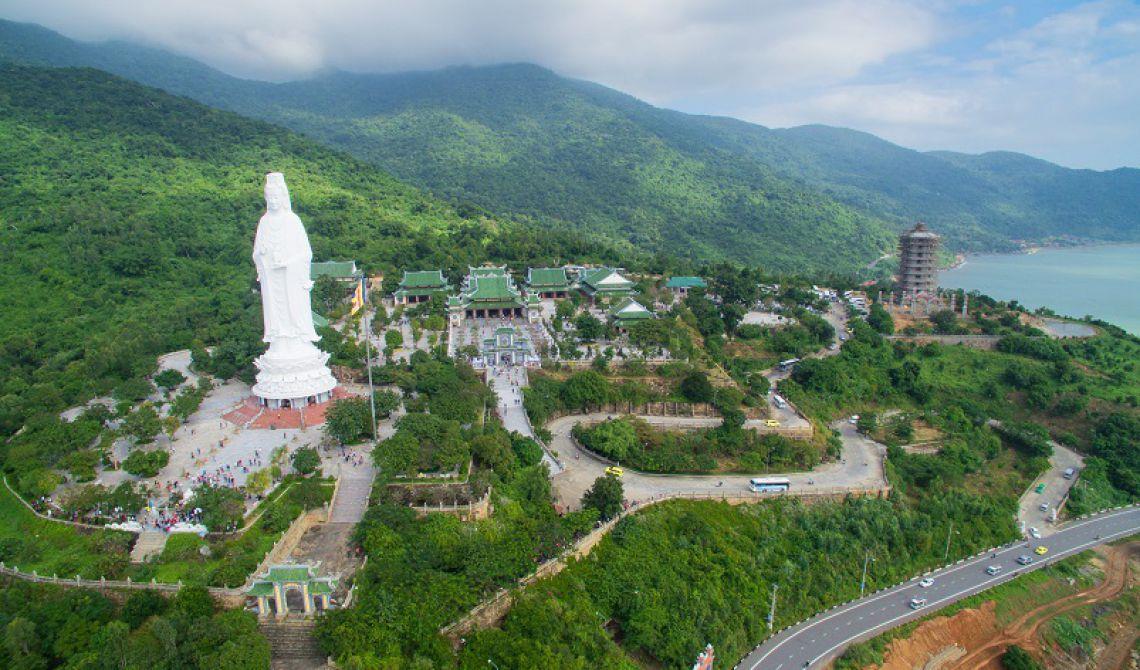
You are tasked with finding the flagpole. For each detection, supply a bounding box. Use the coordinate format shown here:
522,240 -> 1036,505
361,275 -> 378,441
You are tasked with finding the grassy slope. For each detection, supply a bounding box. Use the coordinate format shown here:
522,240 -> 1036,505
0,63 -> 619,435
4,20 -> 1137,268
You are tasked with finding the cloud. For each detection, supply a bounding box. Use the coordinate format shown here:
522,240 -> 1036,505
1,0 -> 1136,168
1,0 -> 937,89
740,1 -> 1140,168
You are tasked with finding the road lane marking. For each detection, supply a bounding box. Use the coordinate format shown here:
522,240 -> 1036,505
746,508 -> 1139,670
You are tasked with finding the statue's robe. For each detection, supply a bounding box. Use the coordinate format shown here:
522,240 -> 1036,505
253,208 -> 319,344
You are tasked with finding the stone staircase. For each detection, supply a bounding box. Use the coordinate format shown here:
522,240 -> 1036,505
329,473 -> 374,523
259,619 -> 327,669
130,530 -> 168,563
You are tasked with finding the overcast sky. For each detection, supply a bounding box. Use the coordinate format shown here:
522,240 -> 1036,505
4,0 -> 1138,169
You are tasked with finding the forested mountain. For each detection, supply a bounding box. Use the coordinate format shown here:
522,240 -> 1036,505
0,63 -> 623,437
4,19 -> 1138,270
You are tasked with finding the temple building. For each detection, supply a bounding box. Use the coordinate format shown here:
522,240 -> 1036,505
477,326 -> 537,367
664,276 -> 706,298
577,267 -> 636,302
394,270 -> 450,305
310,260 -> 359,282
609,297 -> 655,331
526,267 -> 571,298
246,563 -> 337,618
447,266 -> 541,323
897,223 -> 940,296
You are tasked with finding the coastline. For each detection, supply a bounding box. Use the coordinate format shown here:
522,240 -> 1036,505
941,243 -> 1140,335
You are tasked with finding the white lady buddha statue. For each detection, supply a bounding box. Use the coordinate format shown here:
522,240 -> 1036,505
250,173 -> 337,407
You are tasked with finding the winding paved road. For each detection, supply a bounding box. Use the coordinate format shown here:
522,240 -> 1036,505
738,505 -> 1140,670
547,415 -> 886,511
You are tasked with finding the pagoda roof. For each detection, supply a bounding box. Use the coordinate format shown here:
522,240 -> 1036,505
609,297 -> 653,319
527,267 -> 569,287
467,275 -> 521,302
311,260 -> 358,279
581,267 -> 634,291
469,265 -> 510,278
311,311 -> 329,329
399,270 -> 448,288
665,276 -> 706,289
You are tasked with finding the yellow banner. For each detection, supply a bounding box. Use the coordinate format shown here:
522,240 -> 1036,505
350,278 -> 364,315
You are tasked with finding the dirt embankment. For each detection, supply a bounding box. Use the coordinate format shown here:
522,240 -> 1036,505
866,543 -> 1138,670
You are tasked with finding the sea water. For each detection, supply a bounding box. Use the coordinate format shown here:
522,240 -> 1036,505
941,244 -> 1140,335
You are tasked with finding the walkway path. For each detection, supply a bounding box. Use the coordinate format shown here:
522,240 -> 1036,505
488,366 -> 563,474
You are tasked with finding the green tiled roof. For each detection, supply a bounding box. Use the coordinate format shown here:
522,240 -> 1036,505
246,581 -> 275,596
311,260 -> 358,279
469,265 -> 509,278
266,565 -> 313,582
665,276 -> 706,289
310,581 -> 335,595
468,276 -> 520,302
399,270 -> 448,289
528,267 -> 569,287
581,268 -> 634,291
609,297 -> 653,320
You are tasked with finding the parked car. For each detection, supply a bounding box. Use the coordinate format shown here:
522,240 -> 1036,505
1029,527 -> 1041,539
1063,467 -> 1076,480
849,415 -> 860,424
1039,503 -> 1050,512
918,578 -> 935,588
1034,483 -> 1046,494
605,466 -> 624,477
764,419 -> 780,428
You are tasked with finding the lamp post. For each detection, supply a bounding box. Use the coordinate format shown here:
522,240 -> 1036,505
488,660 -> 500,670
944,522 -> 959,561
859,553 -> 875,598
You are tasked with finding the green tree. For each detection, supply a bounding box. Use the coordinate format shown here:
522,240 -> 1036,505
574,313 -> 604,342
582,474 -> 623,520
679,370 -> 714,403
1001,645 -> 1042,670
123,404 -> 162,444
153,369 -> 186,393
385,329 -> 404,353
292,447 -> 321,476
867,302 -> 894,334
325,397 -> 374,444
561,371 -> 611,409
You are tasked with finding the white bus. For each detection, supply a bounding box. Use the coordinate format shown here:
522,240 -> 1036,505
778,358 -> 800,371
749,477 -> 791,493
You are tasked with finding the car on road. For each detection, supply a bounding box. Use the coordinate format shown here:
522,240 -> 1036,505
1034,483 -> 1046,494
1039,503 -> 1050,512
909,597 -> 927,609
918,577 -> 935,588
604,466 -> 624,477
986,565 -> 1003,575
1035,546 -> 1049,556
828,343 -> 839,351
849,415 -> 860,424
764,419 -> 780,428
1063,467 -> 1076,480
1029,527 -> 1041,539
1017,555 -> 1034,566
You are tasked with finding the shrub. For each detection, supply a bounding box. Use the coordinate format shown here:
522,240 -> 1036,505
122,449 -> 170,477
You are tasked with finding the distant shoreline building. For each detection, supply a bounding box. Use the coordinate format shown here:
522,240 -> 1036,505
897,223 -> 940,296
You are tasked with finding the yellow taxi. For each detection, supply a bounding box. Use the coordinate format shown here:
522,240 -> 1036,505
763,419 -> 780,428
604,466 -> 624,477
1034,546 -> 1049,555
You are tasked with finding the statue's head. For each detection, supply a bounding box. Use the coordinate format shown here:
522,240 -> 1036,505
264,172 -> 291,213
